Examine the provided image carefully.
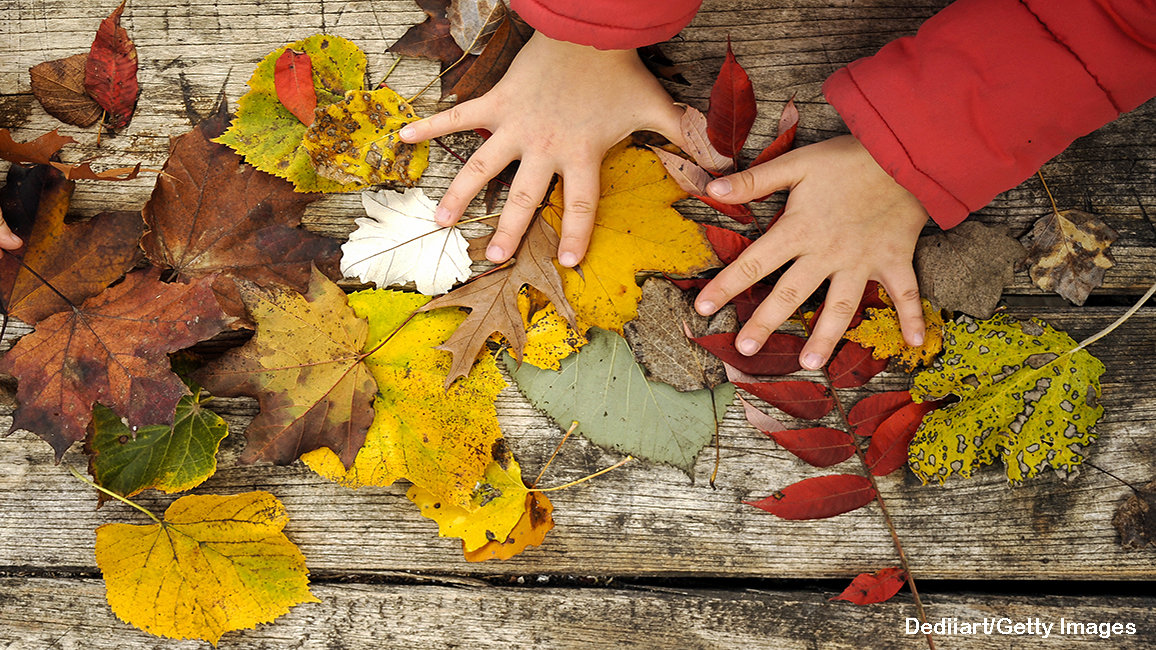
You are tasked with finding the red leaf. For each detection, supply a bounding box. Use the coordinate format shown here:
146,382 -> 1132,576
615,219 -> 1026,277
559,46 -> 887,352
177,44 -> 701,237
695,332 -> 804,376
274,49 -> 317,126
733,284 -> 771,322
747,474 -> 875,520
828,341 -> 889,389
768,427 -> 857,468
751,96 -> 799,167
739,395 -> 786,433
737,380 -> 834,420
703,223 -> 752,264
830,567 -> 907,604
847,390 -> 913,437
84,0 -> 139,129
664,275 -> 709,291
694,193 -> 754,224
866,400 -> 945,476
707,38 -> 756,159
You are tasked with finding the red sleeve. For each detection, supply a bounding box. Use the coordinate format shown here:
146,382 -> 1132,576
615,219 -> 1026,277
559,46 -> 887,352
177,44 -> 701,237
823,0 -> 1156,229
510,0 -> 702,50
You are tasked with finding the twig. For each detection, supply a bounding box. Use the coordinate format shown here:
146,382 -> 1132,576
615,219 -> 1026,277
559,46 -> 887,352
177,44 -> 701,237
1067,278 -> 1156,355
68,466 -> 161,524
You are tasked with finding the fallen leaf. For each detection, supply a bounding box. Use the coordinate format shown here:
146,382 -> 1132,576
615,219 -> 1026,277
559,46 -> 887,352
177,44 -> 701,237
1019,209 -> 1118,305
517,285 -> 587,370
50,160 -> 143,181
846,390 -> 913,437
746,474 -> 875,520
844,300 -> 945,372
448,0 -> 506,54
421,215 -> 575,387
692,331 -> 804,376
677,104 -> 734,174
751,96 -> 798,167
914,221 -> 1026,318
830,567 -> 906,604
1,269 -> 228,459
387,0 -> 472,101
450,10 -> 534,102
648,145 -> 713,196
865,400 -> 943,476
142,101 -> 339,323
827,342 -> 890,389
464,492 -> 554,561
192,269 -> 376,468
340,188 -> 471,295
707,38 -> 756,159
623,277 -> 735,391
766,427 -> 857,468
703,223 -> 753,265
302,87 -> 429,188
1113,479 -> 1156,550
95,491 -> 319,645
639,44 -> 690,86
737,380 -> 834,420
543,141 -> 720,334
909,313 -> 1105,484
0,161 -> 54,241
274,49 -> 318,126
84,0 -> 138,129
509,327 -> 734,473
301,289 -> 506,509
29,54 -> 104,127
86,385 -> 229,501
739,394 -> 786,434
0,128 -> 76,166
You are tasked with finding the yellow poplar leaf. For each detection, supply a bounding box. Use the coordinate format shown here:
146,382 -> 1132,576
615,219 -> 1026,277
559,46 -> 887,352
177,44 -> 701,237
517,285 -> 587,370
95,491 -> 318,645
407,443 -> 547,553
541,140 -> 720,334
844,300 -> 945,371
301,289 -> 505,509
302,87 -> 429,188
464,492 -> 554,562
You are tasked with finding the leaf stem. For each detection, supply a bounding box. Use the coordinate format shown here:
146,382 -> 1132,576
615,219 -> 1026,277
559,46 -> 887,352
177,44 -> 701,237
532,420 -> 579,489
378,55 -> 404,87
1036,170 -> 1061,218
68,466 -> 161,524
406,15 -> 492,105
1067,277 -> 1156,355
530,456 -> 633,493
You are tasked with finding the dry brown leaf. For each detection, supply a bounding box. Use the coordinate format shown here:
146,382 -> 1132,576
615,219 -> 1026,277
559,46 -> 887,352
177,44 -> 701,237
1018,209 -> 1118,305
913,221 -> 1026,318
1113,479 -> 1156,551
29,54 -> 104,127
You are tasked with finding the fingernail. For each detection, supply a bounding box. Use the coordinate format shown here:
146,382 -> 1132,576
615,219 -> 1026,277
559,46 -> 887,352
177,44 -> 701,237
697,300 -> 716,316
434,207 -> 452,225
486,245 -> 506,262
708,178 -> 731,197
400,125 -> 417,141
911,331 -> 925,346
558,251 -> 578,267
737,338 -> 760,356
802,353 -> 824,369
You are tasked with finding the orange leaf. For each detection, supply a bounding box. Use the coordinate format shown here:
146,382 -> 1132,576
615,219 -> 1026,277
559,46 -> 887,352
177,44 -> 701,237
84,0 -> 139,128
274,49 -> 317,126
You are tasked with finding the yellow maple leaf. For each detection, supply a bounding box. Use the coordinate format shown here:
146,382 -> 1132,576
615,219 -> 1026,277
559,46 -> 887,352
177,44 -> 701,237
95,491 -> 318,645
301,289 -> 506,510
541,140 -> 720,334
844,299 -> 945,371
517,285 -> 587,370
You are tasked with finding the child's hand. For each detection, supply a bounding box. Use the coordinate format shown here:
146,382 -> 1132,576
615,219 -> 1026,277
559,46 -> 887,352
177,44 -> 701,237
399,31 -> 685,267
695,135 -> 929,370
0,219 -> 22,257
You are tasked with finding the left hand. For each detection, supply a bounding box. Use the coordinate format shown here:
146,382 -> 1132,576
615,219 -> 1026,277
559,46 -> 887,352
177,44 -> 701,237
694,135 -> 930,370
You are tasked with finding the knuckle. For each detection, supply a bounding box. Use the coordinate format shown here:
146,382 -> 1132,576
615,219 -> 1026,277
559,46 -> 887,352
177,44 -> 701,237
824,298 -> 859,319
734,257 -> 766,284
771,284 -> 803,308
896,286 -> 923,304
506,189 -> 539,210
444,105 -> 467,130
465,156 -> 492,178
565,199 -> 597,217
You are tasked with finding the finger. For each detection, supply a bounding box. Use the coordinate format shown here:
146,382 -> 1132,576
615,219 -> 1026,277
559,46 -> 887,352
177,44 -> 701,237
487,160 -> 555,263
0,220 -> 21,250
646,101 -> 690,152
705,151 -> 799,204
882,269 -> 927,347
437,138 -> 519,226
399,99 -> 487,143
734,265 -> 824,356
555,161 -> 602,267
801,278 -> 866,370
695,234 -> 794,316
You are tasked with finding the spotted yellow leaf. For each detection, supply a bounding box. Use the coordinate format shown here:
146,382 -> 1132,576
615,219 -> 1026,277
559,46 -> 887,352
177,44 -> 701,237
845,300 -> 945,371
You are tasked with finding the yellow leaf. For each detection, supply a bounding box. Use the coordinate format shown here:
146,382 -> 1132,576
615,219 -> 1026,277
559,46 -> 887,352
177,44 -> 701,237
464,492 -> 554,562
844,300 -> 945,371
95,491 -> 318,645
517,285 -> 587,370
301,290 -> 506,509
302,87 -> 429,188
541,140 -> 720,334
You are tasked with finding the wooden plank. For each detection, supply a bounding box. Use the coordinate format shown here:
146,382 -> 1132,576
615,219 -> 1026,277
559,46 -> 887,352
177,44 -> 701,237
2,0 -> 1154,294
2,577 -> 1155,649
2,307 -> 1154,580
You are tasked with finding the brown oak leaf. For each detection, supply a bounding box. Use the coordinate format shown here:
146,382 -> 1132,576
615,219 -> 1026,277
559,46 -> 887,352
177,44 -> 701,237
913,221 -> 1026,318
1018,209 -> 1118,305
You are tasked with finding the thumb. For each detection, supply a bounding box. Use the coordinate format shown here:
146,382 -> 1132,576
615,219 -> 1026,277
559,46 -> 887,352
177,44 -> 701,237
706,154 -> 798,204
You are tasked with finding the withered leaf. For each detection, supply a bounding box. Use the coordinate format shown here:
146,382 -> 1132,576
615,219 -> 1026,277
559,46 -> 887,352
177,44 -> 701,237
0,129 -> 76,166
450,10 -> 534,103
1019,209 -> 1118,305
913,221 -> 1026,318
623,277 -> 735,391
1113,479 -> 1156,551
84,0 -> 139,129
29,54 -> 104,127
448,0 -> 507,55
387,0 -> 474,101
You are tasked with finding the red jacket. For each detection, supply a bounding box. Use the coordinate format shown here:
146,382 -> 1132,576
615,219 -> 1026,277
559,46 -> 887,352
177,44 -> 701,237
510,0 -> 1156,229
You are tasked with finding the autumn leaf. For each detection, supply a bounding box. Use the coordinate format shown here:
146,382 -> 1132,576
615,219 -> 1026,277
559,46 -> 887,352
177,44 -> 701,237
29,54 -> 104,127
844,299 -> 945,372
1,269 -> 228,459
830,567 -> 906,605
765,427 -> 857,468
301,289 -> 506,509
509,327 -> 734,473
274,49 -> 318,126
914,221 -> 1026,318
302,87 -> 429,188
846,390 -> 913,437
543,140 -> 720,334
703,223 -> 753,265
84,0 -> 138,129
340,188 -> 471,295
387,0 -> 472,101
677,104 -> 734,175
0,166 -> 144,325
909,313 -> 1105,484
86,385 -> 229,501
736,380 -> 834,420
450,10 -> 534,102
464,492 -> 554,561
0,161 -> 52,241
746,474 -> 876,520
0,128 -> 75,166
421,215 -> 575,387
827,342 -> 889,388
517,285 -> 586,371
707,38 -> 756,160
751,96 -> 798,167
142,102 -> 339,323
692,331 -> 804,377
864,400 -> 943,477
1112,478 -> 1156,550
215,34 -> 367,193
448,0 -> 507,54
739,394 -> 786,434
1019,209 -> 1118,305
95,491 -> 319,645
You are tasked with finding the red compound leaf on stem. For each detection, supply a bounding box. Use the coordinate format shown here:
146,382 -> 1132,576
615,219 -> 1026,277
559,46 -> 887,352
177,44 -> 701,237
865,399 -> 945,476
827,341 -> 889,389
737,380 -> 834,420
766,427 -> 857,468
695,332 -> 804,377
747,474 -> 875,520
830,566 -> 907,605
702,224 -> 752,265
846,390 -> 913,437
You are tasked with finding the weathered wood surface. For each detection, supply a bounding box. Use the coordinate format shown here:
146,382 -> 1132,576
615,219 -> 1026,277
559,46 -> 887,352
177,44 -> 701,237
4,0 -> 1156,647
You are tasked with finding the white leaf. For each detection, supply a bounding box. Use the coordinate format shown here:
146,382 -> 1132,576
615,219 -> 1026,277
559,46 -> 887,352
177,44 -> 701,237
340,188 -> 472,295
677,104 -> 735,175
448,0 -> 506,55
